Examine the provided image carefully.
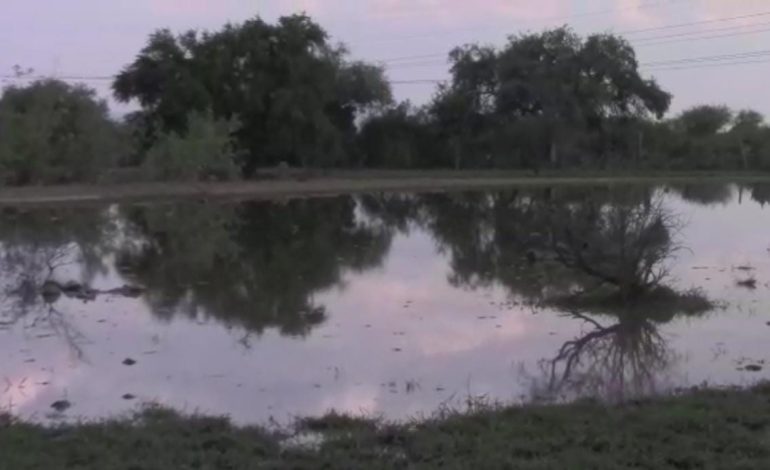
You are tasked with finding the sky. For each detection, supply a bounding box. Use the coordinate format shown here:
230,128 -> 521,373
2,0 -> 770,118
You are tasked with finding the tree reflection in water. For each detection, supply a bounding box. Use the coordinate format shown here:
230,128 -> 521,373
0,186 -> 721,392
0,206 -> 115,360
116,197 -> 394,336
528,309 -> 676,403
0,197 -> 396,343
362,185 -> 716,403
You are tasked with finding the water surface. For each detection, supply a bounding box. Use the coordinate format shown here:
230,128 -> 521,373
1,183 -> 769,424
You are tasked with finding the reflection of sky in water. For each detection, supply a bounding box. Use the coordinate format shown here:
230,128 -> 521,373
0,185 -> 769,425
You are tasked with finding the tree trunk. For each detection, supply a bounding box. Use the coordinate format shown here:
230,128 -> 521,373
740,141 -> 749,170
452,137 -> 462,170
549,141 -> 558,168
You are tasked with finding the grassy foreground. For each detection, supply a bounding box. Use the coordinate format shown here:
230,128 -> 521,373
4,386 -> 770,469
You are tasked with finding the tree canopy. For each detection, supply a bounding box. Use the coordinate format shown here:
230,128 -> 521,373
114,14 -> 392,174
1,16 -> 770,184
0,80 -> 122,184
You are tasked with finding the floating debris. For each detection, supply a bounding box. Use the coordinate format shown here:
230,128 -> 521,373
736,278 -> 758,289
122,394 -> 136,401
50,400 -> 71,412
122,358 -> 137,366
744,364 -> 763,372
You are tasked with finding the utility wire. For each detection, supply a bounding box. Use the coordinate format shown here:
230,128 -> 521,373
635,25 -> 770,47
378,9 -> 770,65
644,48 -> 770,67
648,56 -> 770,71
359,0 -> 696,44
8,44 -> 770,83
382,21 -> 770,70
388,49 -> 770,81
633,20 -> 770,43
619,9 -> 770,35
8,6 -> 770,84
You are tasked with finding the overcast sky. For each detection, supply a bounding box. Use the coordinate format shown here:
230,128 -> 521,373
2,0 -> 770,118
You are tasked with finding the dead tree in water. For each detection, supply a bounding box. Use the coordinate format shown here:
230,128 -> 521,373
547,198 -> 681,300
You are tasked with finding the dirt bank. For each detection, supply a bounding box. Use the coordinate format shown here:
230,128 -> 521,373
0,171 -> 767,206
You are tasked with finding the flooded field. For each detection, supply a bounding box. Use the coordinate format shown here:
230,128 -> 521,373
0,182 -> 769,425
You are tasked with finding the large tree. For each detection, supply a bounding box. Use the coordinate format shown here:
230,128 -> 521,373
114,14 -> 392,174
429,27 -> 671,168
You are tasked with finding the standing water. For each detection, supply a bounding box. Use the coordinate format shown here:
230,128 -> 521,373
0,182 -> 768,424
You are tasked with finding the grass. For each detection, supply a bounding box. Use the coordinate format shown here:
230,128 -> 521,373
5,385 -> 770,469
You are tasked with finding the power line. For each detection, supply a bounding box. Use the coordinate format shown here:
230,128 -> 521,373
633,20 -> 770,43
643,48 -> 770,67
8,44 -> 770,85
377,8 -> 770,65
391,79 -> 443,84
649,56 -> 770,71
359,0 -> 696,44
382,25 -> 770,71
619,9 -> 770,35
381,53 -> 447,64
635,25 -> 770,47
8,6 -> 770,86
389,48 -> 770,81
1,75 -> 113,81
0,75 -> 447,85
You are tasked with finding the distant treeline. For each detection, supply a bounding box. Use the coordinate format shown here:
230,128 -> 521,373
1,14 -> 769,184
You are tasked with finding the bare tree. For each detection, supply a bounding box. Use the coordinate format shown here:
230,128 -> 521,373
547,197 -> 682,300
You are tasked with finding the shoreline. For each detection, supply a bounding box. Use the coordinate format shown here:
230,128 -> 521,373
4,385 -> 770,468
0,171 -> 768,206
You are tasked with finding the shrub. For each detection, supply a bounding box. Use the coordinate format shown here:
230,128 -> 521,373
142,111 -> 238,181
0,80 -> 121,184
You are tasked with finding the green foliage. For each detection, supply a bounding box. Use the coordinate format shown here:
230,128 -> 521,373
0,80 -> 121,184
675,105 -> 733,137
1,19 -> 768,182
114,14 -> 392,173
357,103 -> 438,168
142,111 -> 238,181
6,386 -> 770,469
645,106 -> 770,170
416,27 -> 673,169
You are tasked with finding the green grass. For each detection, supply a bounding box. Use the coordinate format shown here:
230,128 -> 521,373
5,385 -> 770,469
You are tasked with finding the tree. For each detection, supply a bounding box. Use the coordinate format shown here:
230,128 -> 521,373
675,105 -> 733,137
114,15 -> 392,174
429,27 -> 671,169
730,109 -> 768,169
0,80 -> 122,184
357,103 -> 437,168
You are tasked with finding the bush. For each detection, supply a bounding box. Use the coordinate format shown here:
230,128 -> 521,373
0,80 -> 121,184
142,111 -> 238,181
